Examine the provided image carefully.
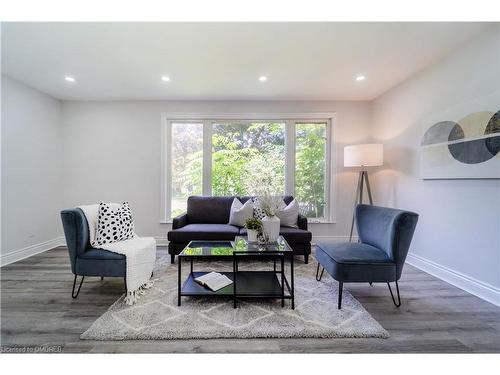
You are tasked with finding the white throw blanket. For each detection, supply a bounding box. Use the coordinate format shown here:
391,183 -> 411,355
78,204 -> 157,305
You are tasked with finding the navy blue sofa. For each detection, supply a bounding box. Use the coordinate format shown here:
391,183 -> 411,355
168,195 -> 312,264
315,204 -> 418,309
60,208 -> 127,298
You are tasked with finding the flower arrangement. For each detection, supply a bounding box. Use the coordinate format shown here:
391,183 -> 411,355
255,192 -> 284,217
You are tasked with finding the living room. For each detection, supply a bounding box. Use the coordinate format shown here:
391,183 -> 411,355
1,0 -> 499,370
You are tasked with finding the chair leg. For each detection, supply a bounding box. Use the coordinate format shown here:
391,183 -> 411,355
315,263 -> 325,281
124,277 -> 128,293
170,254 -> 175,264
387,280 -> 401,307
369,282 -> 373,286
101,276 -> 104,281
304,254 -> 309,264
71,275 -> 84,299
338,282 -> 343,309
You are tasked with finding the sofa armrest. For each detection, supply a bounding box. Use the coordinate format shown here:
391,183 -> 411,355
298,214 -> 308,230
172,213 -> 188,229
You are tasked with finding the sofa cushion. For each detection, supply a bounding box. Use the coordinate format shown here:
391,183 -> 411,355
187,196 -> 235,224
168,224 -> 240,242
239,226 -> 312,244
316,242 -> 393,264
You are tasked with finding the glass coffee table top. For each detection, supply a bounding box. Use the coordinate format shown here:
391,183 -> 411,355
179,236 -> 292,257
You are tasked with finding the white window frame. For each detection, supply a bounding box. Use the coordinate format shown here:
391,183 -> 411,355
160,113 -> 337,224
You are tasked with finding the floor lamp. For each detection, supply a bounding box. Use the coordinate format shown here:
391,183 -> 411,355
344,144 -> 384,242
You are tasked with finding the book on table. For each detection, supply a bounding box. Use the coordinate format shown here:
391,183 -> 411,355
194,272 -> 233,291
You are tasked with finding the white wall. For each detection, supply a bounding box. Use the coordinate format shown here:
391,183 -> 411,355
371,26 -> 500,305
60,100 -> 372,241
1,75 -> 64,264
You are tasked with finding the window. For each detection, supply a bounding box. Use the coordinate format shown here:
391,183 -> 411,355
295,123 -> 327,219
212,122 -> 285,196
170,122 -> 203,218
163,115 -> 334,222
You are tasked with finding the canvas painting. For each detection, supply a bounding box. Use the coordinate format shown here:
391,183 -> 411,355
420,92 -> 500,179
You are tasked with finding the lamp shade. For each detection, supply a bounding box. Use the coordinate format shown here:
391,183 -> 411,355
344,143 -> 383,167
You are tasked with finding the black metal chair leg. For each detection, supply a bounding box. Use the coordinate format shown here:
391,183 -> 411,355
315,263 -> 325,281
369,282 -> 373,286
338,281 -> 343,309
124,277 -> 128,293
387,280 -> 401,307
101,276 -> 104,281
71,275 -> 84,298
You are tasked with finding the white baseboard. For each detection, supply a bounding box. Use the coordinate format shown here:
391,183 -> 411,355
312,235 -> 357,244
154,237 -> 169,246
406,253 -> 500,307
1,236 -> 66,267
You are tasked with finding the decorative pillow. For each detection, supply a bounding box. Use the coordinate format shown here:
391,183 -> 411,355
228,198 -> 254,227
95,201 -> 135,246
252,197 -> 267,220
277,199 -> 299,228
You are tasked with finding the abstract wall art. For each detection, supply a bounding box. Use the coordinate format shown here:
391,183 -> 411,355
420,94 -> 500,179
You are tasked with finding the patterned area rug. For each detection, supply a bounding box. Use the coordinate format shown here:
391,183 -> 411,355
81,254 -> 388,340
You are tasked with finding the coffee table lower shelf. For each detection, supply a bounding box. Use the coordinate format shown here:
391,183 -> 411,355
178,271 -> 293,308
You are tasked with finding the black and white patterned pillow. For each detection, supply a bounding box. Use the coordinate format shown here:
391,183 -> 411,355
95,201 -> 134,246
252,198 -> 267,220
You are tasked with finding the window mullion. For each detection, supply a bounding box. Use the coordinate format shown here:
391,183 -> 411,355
202,120 -> 212,196
164,119 -> 172,221
285,120 -> 295,197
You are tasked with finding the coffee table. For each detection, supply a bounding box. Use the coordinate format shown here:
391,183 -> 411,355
177,236 -> 295,309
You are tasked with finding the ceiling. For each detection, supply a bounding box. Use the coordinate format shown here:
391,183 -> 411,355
1,22 -> 493,101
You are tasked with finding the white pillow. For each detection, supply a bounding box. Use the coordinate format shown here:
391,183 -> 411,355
228,198 -> 254,227
277,199 -> 299,228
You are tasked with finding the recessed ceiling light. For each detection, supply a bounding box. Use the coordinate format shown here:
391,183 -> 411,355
355,75 -> 366,82
161,76 -> 171,82
65,76 -> 75,83
258,76 -> 268,82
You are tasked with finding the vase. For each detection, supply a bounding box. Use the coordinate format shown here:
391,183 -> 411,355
262,215 -> 280,242
247,229 -> 259,242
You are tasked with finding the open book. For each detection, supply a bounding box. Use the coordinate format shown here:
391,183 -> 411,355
194,272 -> 233,291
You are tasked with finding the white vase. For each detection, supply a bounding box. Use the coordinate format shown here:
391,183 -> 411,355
247,229 -> 259,242
262,215 -> 280,242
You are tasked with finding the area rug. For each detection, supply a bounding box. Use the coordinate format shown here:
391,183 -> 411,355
81,254 -> 389,340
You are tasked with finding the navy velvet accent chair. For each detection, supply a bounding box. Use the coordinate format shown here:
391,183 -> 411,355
60,208 -> 127,298
315,204 -> 418,309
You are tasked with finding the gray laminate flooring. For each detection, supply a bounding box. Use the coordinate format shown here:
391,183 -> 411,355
1,246 -> 499,353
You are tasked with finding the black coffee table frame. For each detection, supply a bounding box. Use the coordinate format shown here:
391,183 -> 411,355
177,240 -> 295,309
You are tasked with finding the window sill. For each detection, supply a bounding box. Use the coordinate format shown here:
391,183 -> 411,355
161,219 -> 336,225
307,220 -> 336,224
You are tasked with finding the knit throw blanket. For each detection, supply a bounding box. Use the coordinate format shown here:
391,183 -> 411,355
78,204 -> 157,305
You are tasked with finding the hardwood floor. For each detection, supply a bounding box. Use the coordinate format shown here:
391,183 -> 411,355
1,246 -> 499,353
